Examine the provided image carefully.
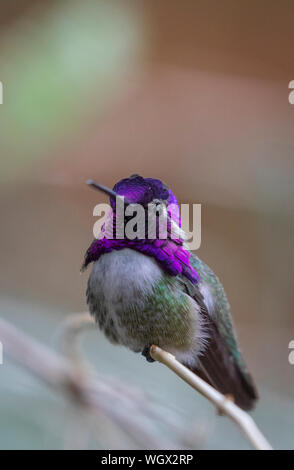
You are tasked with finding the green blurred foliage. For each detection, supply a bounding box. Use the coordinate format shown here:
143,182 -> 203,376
0,0 -> 144,178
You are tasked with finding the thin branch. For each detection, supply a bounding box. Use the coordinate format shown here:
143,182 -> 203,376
0,318 -> 172,449
58,313 -> 195,447
58,312 -> 272,450
0,314 -> 273,450
58,312 -> 96,369
150,345 -> 273,450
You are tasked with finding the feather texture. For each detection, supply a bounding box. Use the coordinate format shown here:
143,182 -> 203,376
181,254 -> 258,410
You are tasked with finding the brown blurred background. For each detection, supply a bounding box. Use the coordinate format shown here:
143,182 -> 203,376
0,0 -> 294,449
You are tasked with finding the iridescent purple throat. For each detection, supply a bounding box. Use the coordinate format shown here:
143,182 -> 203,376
83,237 -> 199,285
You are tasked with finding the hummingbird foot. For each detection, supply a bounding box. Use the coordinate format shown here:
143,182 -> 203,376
142,344 -> 155,363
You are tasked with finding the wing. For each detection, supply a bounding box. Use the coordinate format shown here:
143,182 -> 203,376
180,253 -> 258,411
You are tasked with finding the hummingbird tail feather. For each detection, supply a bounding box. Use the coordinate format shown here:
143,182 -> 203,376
185,324 -> 258,411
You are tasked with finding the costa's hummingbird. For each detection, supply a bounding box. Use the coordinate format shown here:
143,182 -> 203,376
83,175 -> 258,410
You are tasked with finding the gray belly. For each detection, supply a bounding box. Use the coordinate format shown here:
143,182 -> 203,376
86,248 -> 163,351
86,248 -> 206,367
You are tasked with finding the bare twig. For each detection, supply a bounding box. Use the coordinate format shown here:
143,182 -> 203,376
150,345 -> 273,450
0,314 -> 273,450
58,312 -> 96,371
0,318 -> 173,449
59,312 -> 272,450
58,313 -> 196,447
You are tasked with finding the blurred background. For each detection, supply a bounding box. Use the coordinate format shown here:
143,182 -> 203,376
0,0 -> 294,449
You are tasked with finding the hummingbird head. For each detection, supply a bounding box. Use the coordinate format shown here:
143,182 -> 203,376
83,175 -> 198,282
87,174 -> 179,210
113,174 -> 178,207
86,174 -> 182,240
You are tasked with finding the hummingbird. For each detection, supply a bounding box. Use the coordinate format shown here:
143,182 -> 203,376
83,174 -> 258,410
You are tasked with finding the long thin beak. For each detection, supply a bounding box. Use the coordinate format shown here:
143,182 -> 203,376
86,179 -> 129,203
